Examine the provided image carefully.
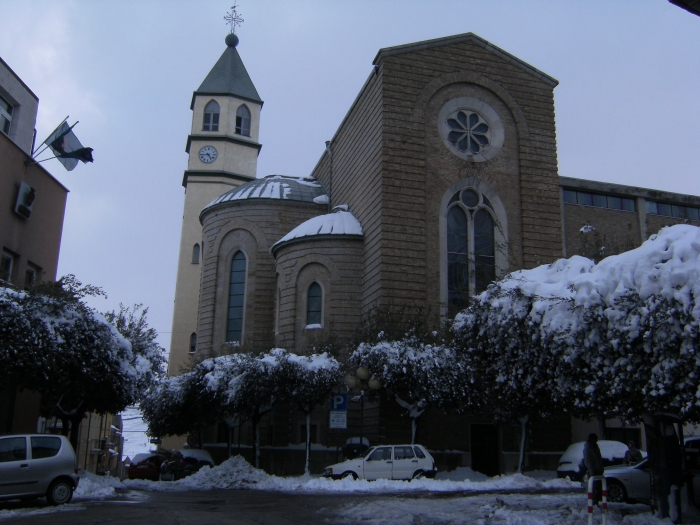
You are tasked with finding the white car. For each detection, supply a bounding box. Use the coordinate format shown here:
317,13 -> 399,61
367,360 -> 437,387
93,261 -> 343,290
0,434 -> 79,505
323,444 -> 437,481
557,440 -> 630,481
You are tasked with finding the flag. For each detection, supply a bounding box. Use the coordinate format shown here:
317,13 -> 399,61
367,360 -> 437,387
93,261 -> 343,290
44,122 -> 94,171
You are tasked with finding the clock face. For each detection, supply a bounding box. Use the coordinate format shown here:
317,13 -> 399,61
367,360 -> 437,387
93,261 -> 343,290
198,145 -> 218,164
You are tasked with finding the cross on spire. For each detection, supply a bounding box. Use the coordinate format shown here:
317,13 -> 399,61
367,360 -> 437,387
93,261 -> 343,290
224,3 -> 244,34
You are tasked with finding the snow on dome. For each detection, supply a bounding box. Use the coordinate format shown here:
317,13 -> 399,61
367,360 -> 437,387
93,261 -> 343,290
271,206 -> 363,253
201,175 -> 327,215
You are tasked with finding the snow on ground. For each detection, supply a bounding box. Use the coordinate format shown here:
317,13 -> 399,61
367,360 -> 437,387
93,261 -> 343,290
0,458 -> 686,524
73,471 -> 124,500
120,455 -> 578,494
0,504 -> 85,522
321,494 -> 674,525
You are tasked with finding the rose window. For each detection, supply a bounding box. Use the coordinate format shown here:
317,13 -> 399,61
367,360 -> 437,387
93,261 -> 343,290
446,110 -> 491,155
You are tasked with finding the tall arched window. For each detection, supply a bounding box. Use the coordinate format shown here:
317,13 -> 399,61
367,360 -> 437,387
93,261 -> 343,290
446,187 -> 497,317
192,243 -> 200,264
235,105 -> 250,136
189,332 -> 197,354
203,100 -> 220,131
226,251 -> 247,342
447,206 -> 469,316
306,282 -> 322,326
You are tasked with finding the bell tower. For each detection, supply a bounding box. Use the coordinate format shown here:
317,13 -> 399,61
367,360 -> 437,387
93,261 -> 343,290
168,27 -> 263,375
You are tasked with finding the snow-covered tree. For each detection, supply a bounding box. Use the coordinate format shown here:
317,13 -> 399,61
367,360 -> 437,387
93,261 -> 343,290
453,281 -> 578,471
350,336 -> 473,444
280,353 -> 342,474
454,225 -> 700,520
0,276 -> 165,448
200,350 -> 289,468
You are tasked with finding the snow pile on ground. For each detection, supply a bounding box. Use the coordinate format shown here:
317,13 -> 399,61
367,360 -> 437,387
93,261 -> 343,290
436,466 -> 488,481
123,455 -> 579,494
74,471 -> 123,500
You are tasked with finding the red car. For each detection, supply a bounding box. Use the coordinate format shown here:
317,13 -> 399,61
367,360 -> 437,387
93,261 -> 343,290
127,453 -> 167,481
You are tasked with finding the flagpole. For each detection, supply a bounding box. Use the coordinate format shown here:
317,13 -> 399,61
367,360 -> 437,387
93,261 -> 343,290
24,156 -> 60,166
33,120 -> 79,159
32,116 -> 70,158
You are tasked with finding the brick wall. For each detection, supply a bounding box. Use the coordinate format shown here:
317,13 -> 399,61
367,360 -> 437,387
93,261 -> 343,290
198,200 -> 325,355
274,237 -> 364,355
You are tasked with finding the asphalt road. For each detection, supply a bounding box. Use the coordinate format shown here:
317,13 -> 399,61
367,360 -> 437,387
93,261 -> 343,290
0,489 -> 582,525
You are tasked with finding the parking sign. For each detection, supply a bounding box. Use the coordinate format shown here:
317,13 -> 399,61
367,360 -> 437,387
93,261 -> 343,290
331,393 -> 347,411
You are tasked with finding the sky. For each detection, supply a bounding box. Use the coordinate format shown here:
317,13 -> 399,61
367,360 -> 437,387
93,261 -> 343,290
1,0 -> 698,357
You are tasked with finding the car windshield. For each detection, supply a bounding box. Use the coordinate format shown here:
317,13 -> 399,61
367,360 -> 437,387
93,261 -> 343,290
362,447 -> 376,459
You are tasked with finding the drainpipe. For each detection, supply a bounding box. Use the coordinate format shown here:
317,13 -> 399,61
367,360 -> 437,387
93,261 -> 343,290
325,141 -> 333,211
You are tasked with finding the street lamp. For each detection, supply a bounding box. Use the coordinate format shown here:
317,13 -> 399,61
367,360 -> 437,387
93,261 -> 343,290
345,367 -> 382,450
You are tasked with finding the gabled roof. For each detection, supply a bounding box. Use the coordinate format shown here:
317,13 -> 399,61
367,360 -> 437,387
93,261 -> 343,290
191,38 -> 263,109
373,32 -> 558,88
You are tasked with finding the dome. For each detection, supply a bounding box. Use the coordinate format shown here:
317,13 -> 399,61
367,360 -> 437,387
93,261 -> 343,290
271,205 -> 364,255
202,175 -> 328,216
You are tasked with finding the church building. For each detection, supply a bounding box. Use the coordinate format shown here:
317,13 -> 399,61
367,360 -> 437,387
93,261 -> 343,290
169,32 -> 700,474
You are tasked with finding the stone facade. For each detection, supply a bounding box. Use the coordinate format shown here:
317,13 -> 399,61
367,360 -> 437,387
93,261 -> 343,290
177,33 -> 700,474
273,236 -> 364,355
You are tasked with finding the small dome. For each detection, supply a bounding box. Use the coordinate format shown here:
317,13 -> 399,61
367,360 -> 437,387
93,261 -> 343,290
202,175 -> 328,216
225,33 -> 239,47
271,206 -> 364,255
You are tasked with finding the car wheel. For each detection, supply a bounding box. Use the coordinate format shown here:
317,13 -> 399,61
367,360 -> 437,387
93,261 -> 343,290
606,480 -> 627,503
411,470 -> 425,480
341,471 -> 358,480
46,479 -> 73,506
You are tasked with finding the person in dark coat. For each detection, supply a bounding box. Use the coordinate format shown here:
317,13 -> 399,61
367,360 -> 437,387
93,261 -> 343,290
624,441 -> 643,465
583,433 -> 605,504
583,433 -> 604,476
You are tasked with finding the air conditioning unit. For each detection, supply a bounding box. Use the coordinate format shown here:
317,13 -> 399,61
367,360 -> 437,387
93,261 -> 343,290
14,181 -> 36,219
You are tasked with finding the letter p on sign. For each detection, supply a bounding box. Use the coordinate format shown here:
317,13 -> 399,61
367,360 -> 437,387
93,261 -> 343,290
331,394 -> 347,411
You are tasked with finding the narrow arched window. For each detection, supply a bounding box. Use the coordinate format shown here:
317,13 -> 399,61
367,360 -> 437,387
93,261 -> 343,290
444,185 -> 502,318
203,100 -> 220,131
474,209 -> 495,294
235,105 -> 251,136
192,243 -> 200,264
226,251 -> 247,342
189,333 -> 197,354
306,282 -> 322,326
447,206 -> 469,317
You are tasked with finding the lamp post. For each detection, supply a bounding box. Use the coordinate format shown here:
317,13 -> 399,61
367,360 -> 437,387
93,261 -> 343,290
345,367 -> 382,450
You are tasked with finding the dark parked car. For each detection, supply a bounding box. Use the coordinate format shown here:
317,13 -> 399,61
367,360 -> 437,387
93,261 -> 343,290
160,449 -> 214,481
126,453 -> 166,481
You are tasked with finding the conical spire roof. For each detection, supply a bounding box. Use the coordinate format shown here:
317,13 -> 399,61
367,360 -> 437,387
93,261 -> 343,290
192,35 -> 262,107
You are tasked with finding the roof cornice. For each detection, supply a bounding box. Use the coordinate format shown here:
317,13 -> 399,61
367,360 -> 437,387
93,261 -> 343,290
373,32 -> 558,88
185,134 -> 262,154
182,169 -> 255,188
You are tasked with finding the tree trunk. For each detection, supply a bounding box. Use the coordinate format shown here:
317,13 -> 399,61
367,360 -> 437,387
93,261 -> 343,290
518,416 -> 529,474
68,413 -> 83,452
305,412 -> 311,475
597,415 -> 606,440
250,411 -> 263,469
411,418 -> 417,445
227,425 -> 232,458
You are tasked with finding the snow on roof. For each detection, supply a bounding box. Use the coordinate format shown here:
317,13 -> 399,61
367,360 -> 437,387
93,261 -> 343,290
456,224 -> 700,331
271,206 -> 363,253
202,174 -> 327,215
